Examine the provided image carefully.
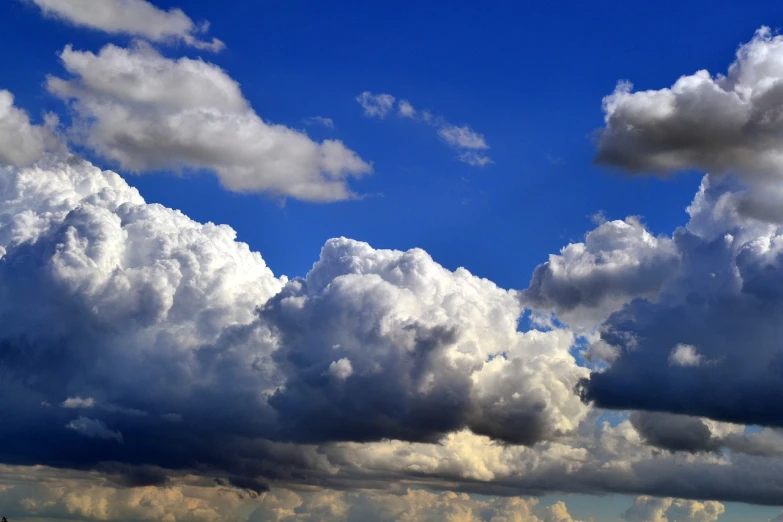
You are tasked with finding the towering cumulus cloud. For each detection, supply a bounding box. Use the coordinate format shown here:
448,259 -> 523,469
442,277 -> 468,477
0,154 -> 588,484
47,43 -> 372,202
524,28 -> 783,430
27,0 -> 224,51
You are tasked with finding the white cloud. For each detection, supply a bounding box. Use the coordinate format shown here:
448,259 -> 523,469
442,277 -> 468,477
358,94 -> 492,166
595,27 -> 783,188
7,157 -> 783,506
623,496 -> 725,522
398,99 -> 416,118
62,397 -> 95,409
48,43 -> 372,202
438,125 -> 489,150
0,154 -> 588,475
522,216 -> 678,329
356,91 -> 396,118
327,358 -> 353,380
27,0 -> 224,51
669,344 -> 703,367
459,151 -> 493,167
0,90 -> 48,166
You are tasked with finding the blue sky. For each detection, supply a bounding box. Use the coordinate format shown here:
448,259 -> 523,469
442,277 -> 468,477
4,1 -> 783,521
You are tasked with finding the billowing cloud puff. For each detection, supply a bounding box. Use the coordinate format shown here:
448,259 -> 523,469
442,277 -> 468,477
264,237 -> 588,445
622,496 -> 725,522
522,216 -> 679,328
596,27 -> 783,185
48,43 -> 372,202
27,0 -> 224,51
0,90 -> 48,166
0,154 -> 588,483
575,174 -> 783,427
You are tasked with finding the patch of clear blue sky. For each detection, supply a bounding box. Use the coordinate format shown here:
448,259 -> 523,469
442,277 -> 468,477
2,0 -> 783,518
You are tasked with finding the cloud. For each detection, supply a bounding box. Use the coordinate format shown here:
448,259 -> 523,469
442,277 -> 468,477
327,358 -> 353,380
398,99 -> 416,118
438,125 -> 489,150
0,464 -> 594,522
356,91 -> 396,118
629,412 -> 716,454
521,216 -> 679,329
9,156 -> 783,506
629,411 -> 783,457
574,173 -> 783,427
48,43 -> 372,202
0,154 -> 590,480
358,94 -> 492,166
595,27 -> 783,186
304,116 -> 335,129
62,397 -> 96,409
669,344 -> 702,367
27,0 -> 224,51
526,29 -> 783,432
0,90 -> 48,166
262,237 -> 588,445
66,417 -> 124,443
622,496 -> 725,522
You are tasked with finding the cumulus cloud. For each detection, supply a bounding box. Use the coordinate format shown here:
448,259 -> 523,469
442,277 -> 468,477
357,93 -> 492,166
521,216 -> 679,328
8,156 -> 783,506
48,43 -> 371,202
263,237 -> 588,445
528,28 -> 783,432
0,90 -> 48,166
27,0 -> 224,51
575,174 -> 783,427
622,496 -> 725,522
0,155 -> 591,484
595,27 -> 783,188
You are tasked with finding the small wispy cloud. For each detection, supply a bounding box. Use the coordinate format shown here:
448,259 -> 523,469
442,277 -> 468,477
438,125 -> 488,150
304,116 -> 334,129
357,92 -> 492,166
66,417 -> 124,443
356,91 -> 396,118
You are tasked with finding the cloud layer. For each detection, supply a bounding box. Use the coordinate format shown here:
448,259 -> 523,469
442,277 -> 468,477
27,0 -> 224,51
6,155 -> 783,508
